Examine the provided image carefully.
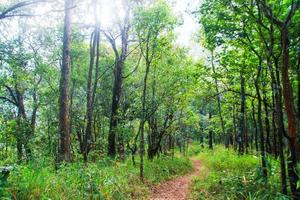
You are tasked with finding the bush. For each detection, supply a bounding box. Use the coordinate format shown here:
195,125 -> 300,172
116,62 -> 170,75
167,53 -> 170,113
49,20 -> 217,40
187,144 -> 202,157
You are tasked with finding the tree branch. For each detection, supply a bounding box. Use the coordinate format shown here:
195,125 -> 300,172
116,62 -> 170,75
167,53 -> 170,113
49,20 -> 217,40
0,96 -> 17,106
0,0 -> 49,20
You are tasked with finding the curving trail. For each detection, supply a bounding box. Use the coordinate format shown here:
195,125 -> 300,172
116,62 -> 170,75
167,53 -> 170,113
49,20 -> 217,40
149,158 -> 201,200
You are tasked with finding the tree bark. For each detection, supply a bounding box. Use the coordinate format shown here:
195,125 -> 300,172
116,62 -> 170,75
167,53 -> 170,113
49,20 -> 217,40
255,59 -> 267,178
259,2 -> 300,196
58,0 -> 72,162
281,27 -> 299,198
272,55 -> 288,195
238,71 -> 245,154
263,95 -> 271,154
107,13 -> 130,157
15,84 -> 32,162
140,60 -> 150,181
232,104 -> 238,150
211,50 -> 227,147
251,100 -> 259,152
84,25 -> 100,162
208,112 -> 213,150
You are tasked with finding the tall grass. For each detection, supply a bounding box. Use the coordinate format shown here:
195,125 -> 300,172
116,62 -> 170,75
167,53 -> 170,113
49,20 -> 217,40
1,155 -> 192,200
191,146 -> 289,200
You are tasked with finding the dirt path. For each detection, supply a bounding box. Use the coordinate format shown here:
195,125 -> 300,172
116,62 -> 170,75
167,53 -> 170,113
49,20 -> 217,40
149,158 -> 201,200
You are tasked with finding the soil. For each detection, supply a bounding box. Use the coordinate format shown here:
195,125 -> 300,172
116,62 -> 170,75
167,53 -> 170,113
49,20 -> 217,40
149,158 -> 202,200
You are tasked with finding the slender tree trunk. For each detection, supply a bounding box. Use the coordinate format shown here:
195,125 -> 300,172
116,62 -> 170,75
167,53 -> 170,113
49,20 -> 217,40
84,26 -> 100,162
244,115 -> 249,154
263,23 -> 288,194
255,60 -> 267,178
69,63 -> 75,153
108,58 -> 123,157
271,89 -> 278,158
208,112 -> 213,150
238,71 -> 245,154
296,51 -> 300,162
211,50 -> 227,147
108,18 -> 129,158
58,0 -> 72,162
16,138 -> 22,163
15,84 -> 32,162
298,51 -> 300,124
262,69 -> 271,154
31,90 -> 38,135
272,56 -> 288,195
268,46 -> 279,159
140,61 -> 150,181
84,32 -> 96,162
251,100 -> 259,152
148,65 -> 157,159
91,8 -> 101,153
233,104 -> 238,150
263,95 -> 271,154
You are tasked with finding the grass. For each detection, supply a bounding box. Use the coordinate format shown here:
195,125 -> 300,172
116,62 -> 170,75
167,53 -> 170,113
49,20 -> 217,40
191,146 -> 289,200
1,155 -> 192,200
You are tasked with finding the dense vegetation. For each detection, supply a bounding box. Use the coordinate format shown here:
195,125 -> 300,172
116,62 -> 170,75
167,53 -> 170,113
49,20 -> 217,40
1,156 -> 191,199
192,146 -> 285,199
0,0 -> 300,199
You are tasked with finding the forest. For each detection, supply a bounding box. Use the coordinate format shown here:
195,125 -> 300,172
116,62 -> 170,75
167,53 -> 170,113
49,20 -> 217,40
0,0 -> 300,199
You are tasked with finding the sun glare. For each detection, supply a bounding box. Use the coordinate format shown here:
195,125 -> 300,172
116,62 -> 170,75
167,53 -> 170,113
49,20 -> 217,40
85,0 -> 126,28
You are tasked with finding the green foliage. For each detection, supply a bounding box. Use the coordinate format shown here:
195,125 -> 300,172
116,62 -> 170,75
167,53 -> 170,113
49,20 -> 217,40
191,146 -> 289,200
144,156 -> 192,183
187,144 -> 202,157
2,155 -> 191,200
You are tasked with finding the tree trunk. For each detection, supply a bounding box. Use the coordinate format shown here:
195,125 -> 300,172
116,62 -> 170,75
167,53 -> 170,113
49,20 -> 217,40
255,60 -> 267,178
31,90 -> 38,135
238,71 -> 245,154
16,138 -> 22,163
84,26 -> 100,162
58,0 -> 72,162
232,104 -> 238,150
281,27 -> 299,198
251,100 -> 259,152
263,95 -> 271,154
15,84 -> 32,162
208,112 -> 213,150
211,50 -> 226,147
108,58 -> 123,157
296,51 -> 300,162
108,18 -> 129,158
272,55 -> 288,195
271,90 -> 278,158
84,31 -> 96,162
140,60 -> 150,181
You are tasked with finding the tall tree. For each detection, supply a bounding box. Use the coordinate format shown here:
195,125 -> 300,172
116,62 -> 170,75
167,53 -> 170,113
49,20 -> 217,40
107,0 -> 130,157
58,0 -> 72,162
133,0 -> 176,180
83,0 -> 101,163
259,0 -> 300,197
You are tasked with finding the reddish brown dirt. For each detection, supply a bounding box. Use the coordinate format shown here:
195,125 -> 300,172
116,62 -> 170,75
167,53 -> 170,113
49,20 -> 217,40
149,159 -> 201,200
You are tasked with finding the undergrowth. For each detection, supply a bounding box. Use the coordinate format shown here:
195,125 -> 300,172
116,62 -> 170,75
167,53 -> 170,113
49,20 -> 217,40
191,146 -> 289,200
1,155 -> 192,200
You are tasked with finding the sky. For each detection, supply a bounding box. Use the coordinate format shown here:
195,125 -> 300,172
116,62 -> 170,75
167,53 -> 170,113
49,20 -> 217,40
171,0 -> 205,59
0,0 -> 207,59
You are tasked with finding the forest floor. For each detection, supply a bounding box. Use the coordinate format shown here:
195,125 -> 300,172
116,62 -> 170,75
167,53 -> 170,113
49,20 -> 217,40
149,158 -> 202,200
